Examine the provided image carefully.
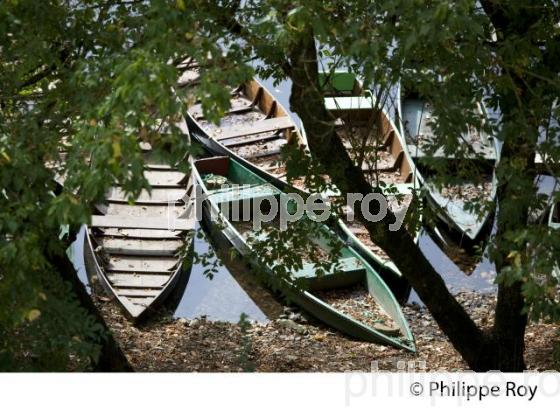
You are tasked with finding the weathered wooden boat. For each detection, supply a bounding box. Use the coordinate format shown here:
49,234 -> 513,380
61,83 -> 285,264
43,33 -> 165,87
191,153 -> 415,351
182,77 -> 411,302
183,76 -> 307,182
316,70 -> 422,274
318,71 -> 415,190
84,149 -> 196,322
397,85 -> 499,243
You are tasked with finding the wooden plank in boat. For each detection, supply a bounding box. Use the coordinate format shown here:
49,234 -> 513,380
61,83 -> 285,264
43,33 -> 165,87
407,144 -> 497,160
116,288 -> 162,297
214,116 -> 294,141
107,255 -> 179,273
208,183 -> 279,204
108,273 -> 171,288
221,132 -> 283,148
324,96 -> 375,111
124,296 -> 155,307
189,103 -> 254,119
106,187 -> 186,204
91,215 -> 194,231
98,237 -> 183,256
103,203 -> 186,218
243,148 -> 282,160
98,228 -> 182,239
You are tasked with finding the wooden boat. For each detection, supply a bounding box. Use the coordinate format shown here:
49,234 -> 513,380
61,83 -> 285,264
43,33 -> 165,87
191,153 -> 415,351
397,85 -> 499,243
316,70 -> 422,273
183,76 -> 306,182
84,147 -> 196,322
183,77 -> 411,302
318,71 -> 415,190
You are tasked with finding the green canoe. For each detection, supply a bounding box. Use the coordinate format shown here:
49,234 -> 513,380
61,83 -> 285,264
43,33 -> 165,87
191,154 -> 415,351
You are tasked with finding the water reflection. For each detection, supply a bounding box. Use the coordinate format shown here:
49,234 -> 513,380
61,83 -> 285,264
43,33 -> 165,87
67,226 -> 91,294
173,226 -> 272,323
407,232 -> 497,306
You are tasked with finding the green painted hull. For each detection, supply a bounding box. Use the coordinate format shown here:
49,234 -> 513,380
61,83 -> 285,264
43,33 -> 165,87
192,154 -> 415,352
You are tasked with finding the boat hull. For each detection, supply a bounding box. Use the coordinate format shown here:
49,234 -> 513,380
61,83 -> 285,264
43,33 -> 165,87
397,85 -> 499,244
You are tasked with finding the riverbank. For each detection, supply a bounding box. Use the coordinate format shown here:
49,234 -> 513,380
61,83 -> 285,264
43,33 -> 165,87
95,291 -> 559,372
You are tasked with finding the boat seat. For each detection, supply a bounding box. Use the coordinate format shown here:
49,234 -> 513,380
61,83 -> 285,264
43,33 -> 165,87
214,116 -> 294,141
291,256 -> 366,279
407,144 -> 497,160
208,183 -> 279,204
91,215 -> 194,231
324,96 -> 375,111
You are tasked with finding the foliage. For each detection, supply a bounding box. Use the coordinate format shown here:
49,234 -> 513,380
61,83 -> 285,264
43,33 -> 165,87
236,312 -> 255,372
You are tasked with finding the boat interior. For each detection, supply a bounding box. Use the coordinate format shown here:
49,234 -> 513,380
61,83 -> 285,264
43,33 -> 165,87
400,90 -> 496,162
85,166 -> 194,320
194,155 -> 380,292
193,156 -> 410,341
318,71 -> 413,186
400,89 -> 497,243
188,79 -> 303,180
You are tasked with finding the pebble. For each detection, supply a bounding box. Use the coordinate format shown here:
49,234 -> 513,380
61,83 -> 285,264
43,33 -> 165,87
276,319 -> 308,335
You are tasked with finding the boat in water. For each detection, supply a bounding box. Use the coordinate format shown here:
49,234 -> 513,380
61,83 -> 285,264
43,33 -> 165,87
181,73 -> 411,301
397,85 -> 499,244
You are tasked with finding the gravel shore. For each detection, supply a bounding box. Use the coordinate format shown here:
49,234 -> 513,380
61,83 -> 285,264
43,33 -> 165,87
94,291 -> 559,372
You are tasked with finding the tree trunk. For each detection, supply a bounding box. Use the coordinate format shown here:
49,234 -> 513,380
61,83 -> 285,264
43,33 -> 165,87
285,31 -> 498,370
52,233 -> 132,372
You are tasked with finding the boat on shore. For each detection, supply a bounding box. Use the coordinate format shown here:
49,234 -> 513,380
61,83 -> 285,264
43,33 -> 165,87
84,145 -> 196,322
191,153 -> 415,351
397,85 -> 499,245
